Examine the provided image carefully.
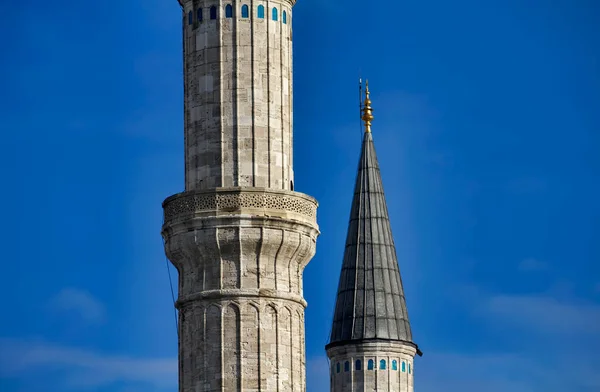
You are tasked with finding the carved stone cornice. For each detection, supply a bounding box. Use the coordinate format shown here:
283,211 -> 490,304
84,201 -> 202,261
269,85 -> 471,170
162,187 -> 318,228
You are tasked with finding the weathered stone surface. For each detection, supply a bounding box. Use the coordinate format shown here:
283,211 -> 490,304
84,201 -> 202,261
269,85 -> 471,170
163,188 -> 318,392
182,0 -> 295,191
177,299 -> 307,392
169,1 -> 315,391
163,187 -> 317,225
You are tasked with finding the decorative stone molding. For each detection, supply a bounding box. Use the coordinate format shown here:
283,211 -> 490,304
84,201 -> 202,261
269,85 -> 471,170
176,289 -> 309,309
163,187 -> 318,226
326,340 -> 418,358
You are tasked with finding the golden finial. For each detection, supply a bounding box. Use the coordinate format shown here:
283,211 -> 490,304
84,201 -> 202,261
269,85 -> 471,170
361,80 -> 374,133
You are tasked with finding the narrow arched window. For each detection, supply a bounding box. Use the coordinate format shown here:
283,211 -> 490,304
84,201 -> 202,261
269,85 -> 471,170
272,7 -> 278,21
409,363 -> 412,374
225,4 -> 233,17
392,360 -> 398,371
257,5 -> 265,18
282,10 -> 287,24
241,4 -> 249,18
336,362 -> 340,373
402,361 -> 406,372
367,359 -> 374,370
210,6 -> 217,19
197,8 -> 203,22
380,359 -> 386,370
188,11 -> 193,25
344,361 -> 350,372
355,360 -> 361,371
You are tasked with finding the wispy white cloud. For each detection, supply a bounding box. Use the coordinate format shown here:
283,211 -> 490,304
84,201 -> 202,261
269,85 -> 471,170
308,349 -> 600,392
417,350 -> 600,392
517,257 -> 548,272
482,294 -> 600,336
418,352 -> 541,392
306,356 -> 330,392
0,338 -> 176,390
47,288 -> 106,324
420,284 -> 600,390
454,283 -> 600,337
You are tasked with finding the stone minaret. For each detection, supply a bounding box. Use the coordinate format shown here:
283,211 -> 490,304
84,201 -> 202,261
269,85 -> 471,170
161,0 -> 319,390
326,82 -> 422,392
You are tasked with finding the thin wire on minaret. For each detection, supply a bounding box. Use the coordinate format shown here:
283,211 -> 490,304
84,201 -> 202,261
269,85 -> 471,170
358,77 -> 363,138
325,77 -> 365,353
162,234 -> 179,339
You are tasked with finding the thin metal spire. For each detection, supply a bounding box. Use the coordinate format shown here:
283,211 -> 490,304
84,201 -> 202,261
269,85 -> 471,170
358,77 -> 363,138
361,80 -> 374,133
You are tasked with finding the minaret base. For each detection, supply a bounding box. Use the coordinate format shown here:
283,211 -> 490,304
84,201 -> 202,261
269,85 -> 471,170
326,340 -> 417,392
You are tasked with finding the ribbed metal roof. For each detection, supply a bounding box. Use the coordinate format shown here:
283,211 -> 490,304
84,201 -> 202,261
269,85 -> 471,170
327,130 -> 415,348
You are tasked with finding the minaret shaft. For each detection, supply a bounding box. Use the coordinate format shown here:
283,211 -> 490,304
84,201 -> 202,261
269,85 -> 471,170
182,0 -> 294,191
162,1 -> 318,391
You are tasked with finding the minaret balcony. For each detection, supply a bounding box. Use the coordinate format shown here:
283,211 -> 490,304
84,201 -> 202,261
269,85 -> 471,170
162,187 -> 317,229
161,187 -> 319,304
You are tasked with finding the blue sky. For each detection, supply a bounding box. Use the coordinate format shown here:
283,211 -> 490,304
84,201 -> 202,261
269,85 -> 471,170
1,0 -> 599,391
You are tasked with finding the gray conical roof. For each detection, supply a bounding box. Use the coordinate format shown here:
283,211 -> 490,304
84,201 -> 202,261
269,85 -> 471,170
327,130 -> 417,350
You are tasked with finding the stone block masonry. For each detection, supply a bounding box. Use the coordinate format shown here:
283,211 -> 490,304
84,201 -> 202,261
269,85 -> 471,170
182,0 -> 295,191
327,341 -> 417,392
165,0 -> 318,390
177,299 -> 306,392
162,188 -> 319,391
